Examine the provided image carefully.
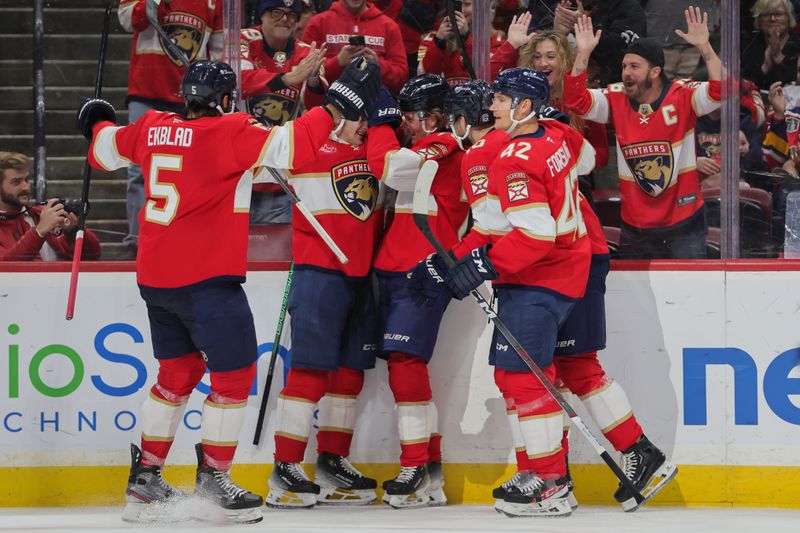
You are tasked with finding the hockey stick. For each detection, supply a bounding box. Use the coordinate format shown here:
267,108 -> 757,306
267,167 -> 349,264
411,160 -> 645,506
146,0 -> 191,67
253,262 -> 294,445
66,0 -> 114,320
446,0 -> 476,80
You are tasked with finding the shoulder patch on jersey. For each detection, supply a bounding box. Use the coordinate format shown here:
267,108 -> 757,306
604,83 -> 625,94
467,165 -> 489,196
505,172 -> 530,202
621,141 -> 675,197
418,142 -> 448,160
331,159 -> 379,221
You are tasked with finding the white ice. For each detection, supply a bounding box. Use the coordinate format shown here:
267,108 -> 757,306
0,505 -> 797,533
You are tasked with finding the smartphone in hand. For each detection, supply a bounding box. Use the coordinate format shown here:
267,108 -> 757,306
349,35 -> 365,47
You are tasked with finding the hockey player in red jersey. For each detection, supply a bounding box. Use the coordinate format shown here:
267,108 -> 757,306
413,68 -> 595,517
79,58 -> 380,523
563,8 -> 722,258
365,74 -> 468,508
264,109 -> 384,509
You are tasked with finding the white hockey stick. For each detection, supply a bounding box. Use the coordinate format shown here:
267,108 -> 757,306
267,167 -> 349,264
411,159 -> 647,509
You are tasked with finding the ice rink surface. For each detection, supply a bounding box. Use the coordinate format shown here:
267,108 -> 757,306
0,505 -> 797,533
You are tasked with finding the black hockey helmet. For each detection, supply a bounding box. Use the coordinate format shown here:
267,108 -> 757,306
443,80 -> 494,128
181,60 -> 237,110
491,67 -> 550,115
398,74 -> 449,113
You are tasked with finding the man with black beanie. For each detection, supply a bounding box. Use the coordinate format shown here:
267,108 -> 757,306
563,8 -> 722,259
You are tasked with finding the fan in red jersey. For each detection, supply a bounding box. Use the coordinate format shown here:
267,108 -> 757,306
78,58 -> 380,524
562,9 -> 722,259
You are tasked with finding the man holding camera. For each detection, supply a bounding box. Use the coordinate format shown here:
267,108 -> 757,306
0,151 -> 101,262
303,0 -> 408,92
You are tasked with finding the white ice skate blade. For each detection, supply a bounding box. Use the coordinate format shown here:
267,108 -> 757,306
621,462 -> 679,513
317,487 -> 377,506
121,500 -> 184,524
383,489 -> 434,509
428,487 -> 447,507
501,496 -> 572,518
567,491 -> 579,510
266,487 -> 318,509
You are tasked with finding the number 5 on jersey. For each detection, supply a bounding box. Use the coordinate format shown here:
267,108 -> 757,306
146,154 -> 181,225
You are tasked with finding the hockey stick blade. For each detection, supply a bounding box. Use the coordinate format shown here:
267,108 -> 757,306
146,0 -> 191,68
265,167 -> 349,264
411,160 -> 646,506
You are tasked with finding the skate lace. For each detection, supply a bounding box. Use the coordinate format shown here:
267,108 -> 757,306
622,451 -> 640,480
337,456 -> 363,479
287,463 -> 310,482
501,471 -> 523,490
213,471 -> 247,499
519,475 -> 544,496
396,466 -> 419,483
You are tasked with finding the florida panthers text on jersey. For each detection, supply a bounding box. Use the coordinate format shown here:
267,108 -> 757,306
368,126 -> 468,273
87,107 -> 334,288
478,120 -> 595,298
254,137 -> 384,277
563,72 -> 721,230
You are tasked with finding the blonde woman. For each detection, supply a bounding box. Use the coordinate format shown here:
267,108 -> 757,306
743,0 -> 800,89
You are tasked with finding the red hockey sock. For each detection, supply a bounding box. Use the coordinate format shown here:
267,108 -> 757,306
274,368 -> 328,463
317,366 -> 365,457
556,353 -> 644,451
140,353 -> 206,467
389,353 -> 433,466
201,363 -> 255,471
505,367 -> 566,477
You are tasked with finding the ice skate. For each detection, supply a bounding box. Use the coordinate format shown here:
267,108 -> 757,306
122,444 -> 188,523
193,444 -> 263,524
426,461 -> 447,506
266,460 -> 320,508
315,452 -> 377,505
381,465 -> 432,509
614,435 -> 678,512
492,471 -> 523,513
500,472 -> 572,518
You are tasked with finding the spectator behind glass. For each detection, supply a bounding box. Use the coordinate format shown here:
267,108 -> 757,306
742,0 -> 800,90
303,0 -> 409,92
552,0 -> 647,87
117,0 -> 223,260
240,0 -> 327,225
418,0 -> 504,85
0,152 -> 100,262
695,109 -> 759,190
563,11 -> 722,259
376,0 -> 444,77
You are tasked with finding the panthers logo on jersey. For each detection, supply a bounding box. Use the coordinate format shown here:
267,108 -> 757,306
249,88 -> 300,127
331,159 -> 378,221
161,11 -> 205,66
622,141 -> 675,197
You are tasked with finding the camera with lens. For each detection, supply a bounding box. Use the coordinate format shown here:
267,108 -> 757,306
37,198 -> 83,215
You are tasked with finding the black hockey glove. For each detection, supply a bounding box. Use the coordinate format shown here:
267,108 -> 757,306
76,98 -> 116,139
367,87 -> 401,129
406,253 -> 450,307
540,106 -> 570,125
444,246 -> 498,300
324,57 -> 381,121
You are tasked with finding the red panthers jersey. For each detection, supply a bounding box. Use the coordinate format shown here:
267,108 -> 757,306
563,72 -> 721,231
257,138 -> 383,278
368,126 -> 467,273
452,128 -> 510,258
87,107 -> 334,288
481,120 -> 596,298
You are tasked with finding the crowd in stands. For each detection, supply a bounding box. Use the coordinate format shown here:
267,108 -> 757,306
5,0 -> 800,261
